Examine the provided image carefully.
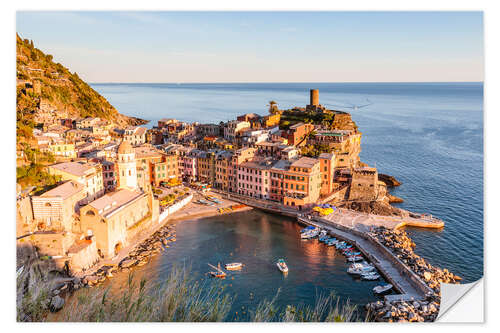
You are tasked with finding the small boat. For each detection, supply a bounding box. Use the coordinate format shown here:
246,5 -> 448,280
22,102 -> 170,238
206,196 -> 222,204
346,255 -> 364,262
373,284 -> 393,295
277,259 -> 289,273
335,241 -> 347,249
225,262 -> 243,270
326,240 -> 338,246
208,263 -> 227,278
361,272 -> 380,281
347,263 -> 376,275
343,251 -> 361,256
300,226 -> 315,233
301,228 -> 320,239
198,199 -> 213,205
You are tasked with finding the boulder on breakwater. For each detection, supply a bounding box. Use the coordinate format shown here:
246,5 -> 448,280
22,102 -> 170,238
365,226 -> 462,322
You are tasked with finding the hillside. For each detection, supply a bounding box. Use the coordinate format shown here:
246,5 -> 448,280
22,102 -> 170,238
16,34 -> 147,140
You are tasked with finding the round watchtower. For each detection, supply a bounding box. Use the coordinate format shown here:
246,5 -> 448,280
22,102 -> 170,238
310,89 -> 319,106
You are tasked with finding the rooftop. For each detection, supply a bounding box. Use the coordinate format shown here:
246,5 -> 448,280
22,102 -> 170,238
291,157 -> 319,169
39,181 -> 84,199
319,153 -> 335,159
134,145 -> 162,158
89,189 -> 144,218
270,159 -> 292,171
289,122 -> 305,130
49,161 -> 96,177
240,157 -> 275,170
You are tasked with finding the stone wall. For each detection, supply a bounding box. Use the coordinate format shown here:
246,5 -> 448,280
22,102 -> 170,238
17,196 -> 34,237
25,232 -> 75,257
68,240 -> 100,273
158,194 -> 193,223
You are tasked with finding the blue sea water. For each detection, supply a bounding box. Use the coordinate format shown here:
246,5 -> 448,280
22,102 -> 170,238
90,82 -> 483,315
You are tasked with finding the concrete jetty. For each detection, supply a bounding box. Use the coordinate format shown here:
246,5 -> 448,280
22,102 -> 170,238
213,190 -> 437,302
297,215 -> 433,302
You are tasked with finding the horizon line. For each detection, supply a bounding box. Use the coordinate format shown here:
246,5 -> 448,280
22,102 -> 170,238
89,81 -> 484,85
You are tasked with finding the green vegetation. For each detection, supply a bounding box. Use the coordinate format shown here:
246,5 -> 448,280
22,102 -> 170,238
17,263 -> 360,322
280,110 -> 334,129
300,143 -> 332,158
16,164 -> 60,192
279,109 -> 357,132
16,33 -> 122,141
17,258 -> 56,322
268,100 -> 279,114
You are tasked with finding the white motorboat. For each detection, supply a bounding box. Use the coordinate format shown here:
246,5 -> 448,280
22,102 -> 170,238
225,262 -> 243,270
373,284 -> 393,295
277,259 -> 289,273
301,228 -> 320,239
361,272 -> 380,281
347,263 -> 376,275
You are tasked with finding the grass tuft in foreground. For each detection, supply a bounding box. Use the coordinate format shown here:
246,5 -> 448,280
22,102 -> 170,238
18,263 -> 361,322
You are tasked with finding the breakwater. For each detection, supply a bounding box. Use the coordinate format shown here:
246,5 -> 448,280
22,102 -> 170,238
213,190 -> 459,322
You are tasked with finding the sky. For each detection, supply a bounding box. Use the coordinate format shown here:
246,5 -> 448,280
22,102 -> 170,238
16,11 -> 484,83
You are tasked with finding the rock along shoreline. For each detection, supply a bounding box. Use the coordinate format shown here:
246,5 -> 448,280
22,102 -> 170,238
365,226 -> 461,322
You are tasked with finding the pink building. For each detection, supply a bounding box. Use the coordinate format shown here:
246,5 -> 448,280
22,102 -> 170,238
182,150 -> 199,181
237,158 -> 273,199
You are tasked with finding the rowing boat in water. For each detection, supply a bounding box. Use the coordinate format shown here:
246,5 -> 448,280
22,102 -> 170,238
208,263 -> 227,278
225,262 -> 243,270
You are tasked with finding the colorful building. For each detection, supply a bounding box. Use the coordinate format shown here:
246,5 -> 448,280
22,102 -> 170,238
282,157 -> 321,209
48,161 -> 104,204
31,180 -> 86,232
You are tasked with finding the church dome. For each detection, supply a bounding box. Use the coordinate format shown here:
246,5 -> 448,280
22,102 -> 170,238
117,140 -> 134,154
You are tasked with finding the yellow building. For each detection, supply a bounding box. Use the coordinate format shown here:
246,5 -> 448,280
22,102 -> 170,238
283,157 -> 321,209
48,161 -> 104,204
79,189 -> 157,258
49,142 -> 77,158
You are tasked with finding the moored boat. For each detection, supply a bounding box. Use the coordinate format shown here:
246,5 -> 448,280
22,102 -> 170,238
346,255 -> 364,262
361,272 -> 380,281
319,235 -> 329,242
373,284 -> 393,295
300,226 -> 315,233
347,263 -> 376,275
301,228 -> 320,239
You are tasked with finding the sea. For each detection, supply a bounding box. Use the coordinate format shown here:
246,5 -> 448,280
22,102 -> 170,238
90,82 -> 483,318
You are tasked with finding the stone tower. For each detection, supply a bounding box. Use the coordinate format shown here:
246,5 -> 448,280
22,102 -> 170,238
310,89 -> 319,106
117,140 -> 137,190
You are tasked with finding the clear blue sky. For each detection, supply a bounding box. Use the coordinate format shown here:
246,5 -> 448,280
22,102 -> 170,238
16,11 -> 483,83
